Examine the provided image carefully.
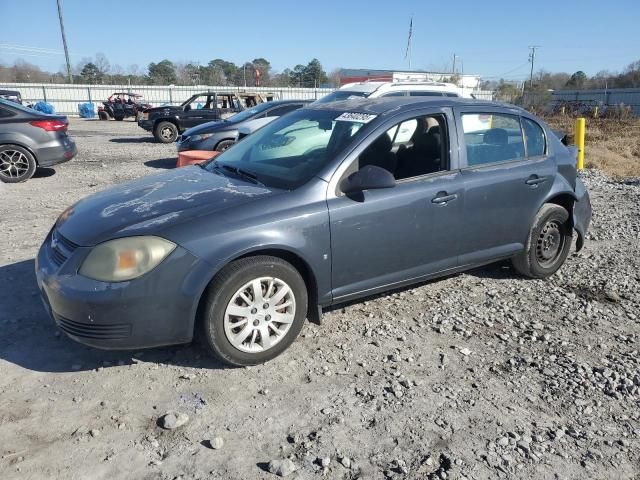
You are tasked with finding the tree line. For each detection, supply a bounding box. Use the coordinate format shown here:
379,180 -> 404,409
482,59 -> 640,102
0,54 -> 332,88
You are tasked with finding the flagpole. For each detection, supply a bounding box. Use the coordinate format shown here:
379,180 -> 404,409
405,16 -> 413,71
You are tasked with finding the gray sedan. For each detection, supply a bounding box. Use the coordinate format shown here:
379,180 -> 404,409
37,97 -> 591,366
176,99 -> 311,152
0,99 -> 77,183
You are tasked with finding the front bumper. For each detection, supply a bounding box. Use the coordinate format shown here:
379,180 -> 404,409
137,119 -> 154,132
35,229 -> 212,350
573,177 -> 592,251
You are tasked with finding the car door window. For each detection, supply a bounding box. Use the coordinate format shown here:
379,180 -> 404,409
521,117 -> 546,157
380,91 -> 407,97
352,114 -> 448,181
409,91 -> 445,96
462,113 -> 525,166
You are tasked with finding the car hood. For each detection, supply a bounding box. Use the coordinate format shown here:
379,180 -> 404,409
56,167 -> 278,246
183,120 -> 236,137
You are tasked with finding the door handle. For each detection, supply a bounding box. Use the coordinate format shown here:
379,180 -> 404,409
431,192 -> 457,205
525,175 -> 548,186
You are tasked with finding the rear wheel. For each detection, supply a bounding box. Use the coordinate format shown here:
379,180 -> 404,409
512,204 -> 572,279
200,256 -> 308,367
154,121 -> 178,143
215,139 -> 235,152
114,115 -> 124,121
0,145 -> 37,183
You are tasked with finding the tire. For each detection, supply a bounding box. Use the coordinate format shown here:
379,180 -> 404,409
98,111 -> 109,121
200,256 -> 308,367
0,145 -> 37,183
215,139 -> 235,152
154,121 -> 178,143
114,115 -> 124,121
512,204 -> 572,279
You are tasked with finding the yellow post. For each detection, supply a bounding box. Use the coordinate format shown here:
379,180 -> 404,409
575,117 -> 585,170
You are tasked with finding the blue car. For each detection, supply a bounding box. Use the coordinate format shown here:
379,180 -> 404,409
36,97 -> 591,366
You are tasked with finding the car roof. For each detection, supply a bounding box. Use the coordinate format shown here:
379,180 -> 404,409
307,96 -> 525,115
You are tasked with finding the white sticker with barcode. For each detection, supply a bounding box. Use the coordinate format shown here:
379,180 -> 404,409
335,112 -> 377,123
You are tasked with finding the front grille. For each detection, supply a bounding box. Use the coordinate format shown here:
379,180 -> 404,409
55,314 -> 132,340
50,229 -> 79,266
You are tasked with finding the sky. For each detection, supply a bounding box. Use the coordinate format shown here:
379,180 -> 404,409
1,0 -> 639,81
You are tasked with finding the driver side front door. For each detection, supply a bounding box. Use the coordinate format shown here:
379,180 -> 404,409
327,108 -> 464,302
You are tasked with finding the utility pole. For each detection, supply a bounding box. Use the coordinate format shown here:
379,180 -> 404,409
452,54 -> 458,74
56,0 -> 73,83
528,45 -> 540,90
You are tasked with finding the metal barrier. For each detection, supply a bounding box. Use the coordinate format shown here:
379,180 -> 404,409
0,83 -> 336,115
0,82 -> 496,115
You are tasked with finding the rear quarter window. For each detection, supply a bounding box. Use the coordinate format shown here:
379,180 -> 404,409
522,117 -> 546,156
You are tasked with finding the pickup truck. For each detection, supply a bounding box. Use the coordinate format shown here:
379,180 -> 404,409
138,91 -> 275,143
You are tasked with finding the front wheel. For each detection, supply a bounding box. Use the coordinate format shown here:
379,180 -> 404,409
154,121 -> 178,143
200,256 -> 308,367
215,139 -> 235,152
512,204 -> 572,279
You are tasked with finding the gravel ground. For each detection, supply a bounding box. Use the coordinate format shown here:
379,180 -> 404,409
0,119 -> 639,480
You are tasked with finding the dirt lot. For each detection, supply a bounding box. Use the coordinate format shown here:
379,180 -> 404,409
1,119 -> 639,480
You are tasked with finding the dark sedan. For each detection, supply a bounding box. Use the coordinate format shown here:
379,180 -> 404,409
176,99 -> 311,152
0,99 -> 77,183
37,97 -> 591,366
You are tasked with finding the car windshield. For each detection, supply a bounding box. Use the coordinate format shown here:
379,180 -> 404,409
205,108 -> 370,190
226,102 -> 274,122
314,90 -> 369,104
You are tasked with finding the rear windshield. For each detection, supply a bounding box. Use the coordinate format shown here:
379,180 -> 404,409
314,90 -> 368,104
0,98 -> 42,114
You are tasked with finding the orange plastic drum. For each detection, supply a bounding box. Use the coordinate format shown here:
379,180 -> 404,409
176,150 -> 220,168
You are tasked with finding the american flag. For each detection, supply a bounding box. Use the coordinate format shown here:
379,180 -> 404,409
404,17 -> 413,59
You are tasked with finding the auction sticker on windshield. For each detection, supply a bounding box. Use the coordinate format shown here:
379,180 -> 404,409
335,112 -> 377,123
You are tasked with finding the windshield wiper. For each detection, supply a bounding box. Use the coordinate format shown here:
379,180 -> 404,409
221,165 -> 263,185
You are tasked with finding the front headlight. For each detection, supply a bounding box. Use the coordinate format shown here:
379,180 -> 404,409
190,133 -> 212,142
79,236 -> 176,282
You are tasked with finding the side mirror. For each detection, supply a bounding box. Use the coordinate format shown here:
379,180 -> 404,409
184,105 -> 192,112
339,165 -> 396,195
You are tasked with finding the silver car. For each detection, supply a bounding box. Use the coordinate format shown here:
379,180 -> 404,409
0,99 -> 77,183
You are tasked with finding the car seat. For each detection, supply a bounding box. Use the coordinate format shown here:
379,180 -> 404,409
359,134 -> 397,174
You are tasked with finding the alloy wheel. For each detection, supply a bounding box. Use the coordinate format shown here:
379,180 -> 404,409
0,149 -> 30,179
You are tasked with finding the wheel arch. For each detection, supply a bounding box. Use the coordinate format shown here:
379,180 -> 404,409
192,246 -> 320,338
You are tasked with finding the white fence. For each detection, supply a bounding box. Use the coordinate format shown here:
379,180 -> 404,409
0,83 -> 335,115
0,82 -> 495,116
